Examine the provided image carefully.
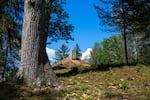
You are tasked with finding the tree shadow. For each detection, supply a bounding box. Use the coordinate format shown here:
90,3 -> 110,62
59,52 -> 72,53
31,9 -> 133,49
56,67 -> 79,77
91,63 -> 126,71
0,82 -> 21,100
56,63 -> 127,77
0,81 -> 65,100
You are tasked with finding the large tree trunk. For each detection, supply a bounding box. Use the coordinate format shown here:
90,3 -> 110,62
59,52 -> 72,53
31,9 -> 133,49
16,0 -> 61,87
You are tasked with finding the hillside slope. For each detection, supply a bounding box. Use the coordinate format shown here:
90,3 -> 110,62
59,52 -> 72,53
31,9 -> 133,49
0,65 -> 150,100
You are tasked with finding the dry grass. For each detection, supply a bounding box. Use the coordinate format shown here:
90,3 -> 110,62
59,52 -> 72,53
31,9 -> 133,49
0,65 -> 150,100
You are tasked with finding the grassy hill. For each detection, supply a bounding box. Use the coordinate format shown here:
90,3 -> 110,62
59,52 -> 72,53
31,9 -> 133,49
0,65 -> 150,100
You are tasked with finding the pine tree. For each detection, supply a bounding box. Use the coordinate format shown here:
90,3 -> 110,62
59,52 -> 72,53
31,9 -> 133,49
55,44 -> 70,62
46,0 -> 74,44
74,43 -> 81,59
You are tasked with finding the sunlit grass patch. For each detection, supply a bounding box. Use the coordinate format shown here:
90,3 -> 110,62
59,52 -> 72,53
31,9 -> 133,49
54,68 -> 71,74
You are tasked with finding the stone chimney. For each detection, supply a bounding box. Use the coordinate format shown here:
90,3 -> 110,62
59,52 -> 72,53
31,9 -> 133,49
69,50 -> 76,60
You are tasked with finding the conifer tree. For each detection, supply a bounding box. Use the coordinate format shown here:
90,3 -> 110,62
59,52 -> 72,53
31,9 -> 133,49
55,44 -> 70,62
74,43 -> 81,59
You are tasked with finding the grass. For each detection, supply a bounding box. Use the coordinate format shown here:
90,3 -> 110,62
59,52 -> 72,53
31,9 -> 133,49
136,64 -> 144,72
0,65 -> 150,100
80,85 -> 88,91
54,68 -> 72,74
104,89 -> 114,98
118,80 -> 128,91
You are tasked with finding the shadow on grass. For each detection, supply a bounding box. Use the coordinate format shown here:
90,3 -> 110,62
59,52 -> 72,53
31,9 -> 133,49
0,81 -> 65,100
56,64 -> 126,77
0,82 -> 21,100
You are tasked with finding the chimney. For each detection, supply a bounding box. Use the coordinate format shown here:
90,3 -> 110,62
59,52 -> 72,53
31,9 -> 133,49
69,50 -> 76,60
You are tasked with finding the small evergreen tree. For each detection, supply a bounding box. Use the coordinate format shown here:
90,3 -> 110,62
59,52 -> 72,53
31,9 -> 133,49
74,43 -> 82,59
55,44 -> 70,62
90,42 -> 100,65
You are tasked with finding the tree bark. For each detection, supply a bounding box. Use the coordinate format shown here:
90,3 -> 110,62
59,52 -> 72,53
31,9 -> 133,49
15,0 -> 61,88
122,0 -> 129,65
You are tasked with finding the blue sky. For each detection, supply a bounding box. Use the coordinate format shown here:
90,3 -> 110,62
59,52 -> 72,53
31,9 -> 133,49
46,0 -> 114,62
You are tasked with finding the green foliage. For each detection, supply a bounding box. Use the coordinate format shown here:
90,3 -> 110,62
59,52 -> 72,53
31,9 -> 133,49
95,0 -> 150,65
142,71 -> 150,78
7,67 -> 18,80
136,64 -> 144,72
90,42 -> 101,65
54,69 -> 72,74
47,0 -> 74,43
104,71 -> 112,76
104,89 -> 114,98
0,0 -> 22,80
80,85 -> 88,91
138,42 -> 150,64
74,43 -> 82,59
77,66 -> 91,73
0,50 -> 5,70
90,35 -> 124,66
55,44 -> 70,62
118,80 -> 127,91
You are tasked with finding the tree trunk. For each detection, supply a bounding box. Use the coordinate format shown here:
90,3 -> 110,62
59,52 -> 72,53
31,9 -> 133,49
122,0 -> 129,65
16,0 -> 61,87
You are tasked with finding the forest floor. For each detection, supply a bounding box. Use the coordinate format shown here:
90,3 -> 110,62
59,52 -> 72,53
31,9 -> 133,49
0,65 -> 150,100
